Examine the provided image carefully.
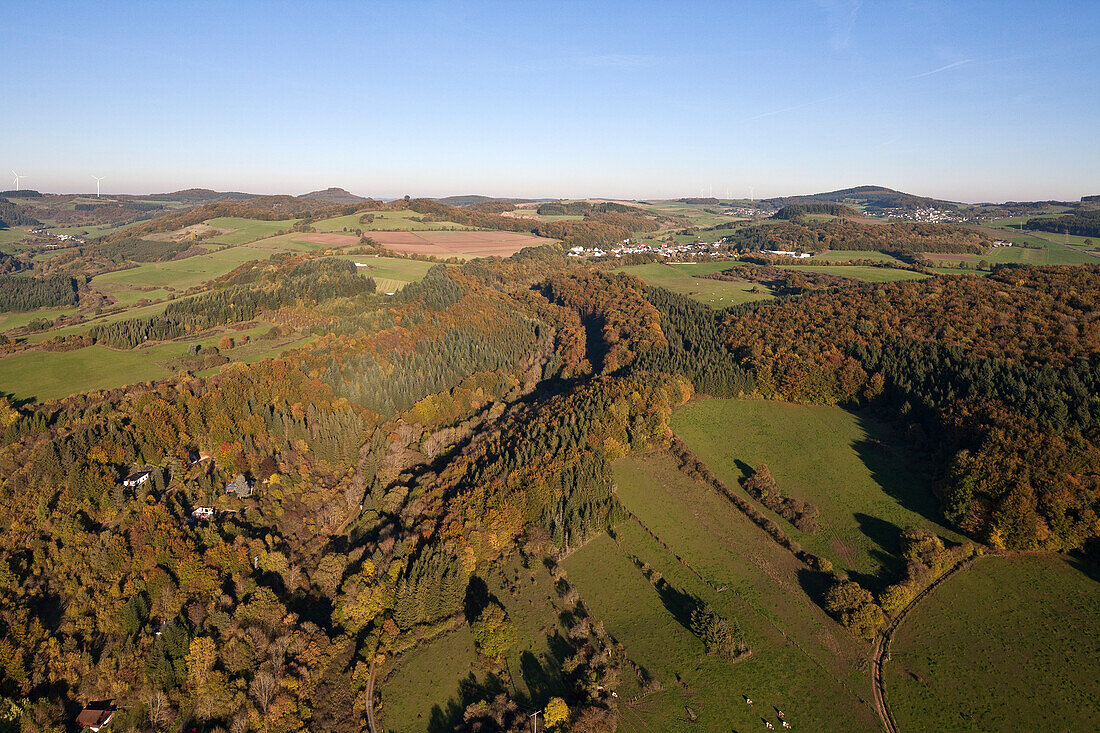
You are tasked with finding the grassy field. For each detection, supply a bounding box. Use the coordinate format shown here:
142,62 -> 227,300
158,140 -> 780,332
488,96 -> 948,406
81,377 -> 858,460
813,250 -> 903,263
379,626 -> 486,733
313,210 -> 474,232
379,555 -> 568,732
671,399 -> 960,586
0,306 -> 80,332
331,255 -> 434,290
0,321 -> 284,401
561,452 -> 879,731
91,245 -> 274,295
0,229 -> 30,246
616,262 -> 774,307
205,217 -> 303,245
887,554 -> 1099,731
776,264 -> 927,282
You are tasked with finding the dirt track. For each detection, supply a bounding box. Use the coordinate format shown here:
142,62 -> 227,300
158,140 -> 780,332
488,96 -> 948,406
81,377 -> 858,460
871,557 -> 976,733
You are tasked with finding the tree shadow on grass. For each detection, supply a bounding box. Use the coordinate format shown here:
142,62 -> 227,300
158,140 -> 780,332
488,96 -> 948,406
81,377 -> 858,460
851,410 -> 946,525
426,672 -> 509,733
848,513 -> 904,594
654,578 -> 701,634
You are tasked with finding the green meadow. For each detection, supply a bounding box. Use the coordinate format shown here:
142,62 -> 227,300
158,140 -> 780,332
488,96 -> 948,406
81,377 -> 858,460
206,217 -> 303,245
776,264 -> 927,282
315,210 -> 475,232
886,554 -> 1099,731
617,262 -> 774,308
0,321 -> 286,402
561,452 -> 879,731
671,399 -> 961,584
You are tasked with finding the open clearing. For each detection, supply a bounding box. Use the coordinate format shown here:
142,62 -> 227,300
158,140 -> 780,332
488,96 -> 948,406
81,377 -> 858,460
205,217 -> 303,245
886,553 -> 1099,731
366,230 -> 551,258
561,452 -> 878,731
0,321 -> 298,402
315,210 -> 475,233
617,262 -> 774,307
672,399 -> 960,585
378,556 -> 567,732
775,264 -> 927,282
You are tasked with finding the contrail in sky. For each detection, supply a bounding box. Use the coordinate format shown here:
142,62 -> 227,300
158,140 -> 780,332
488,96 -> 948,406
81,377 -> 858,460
908,59 -> 972,79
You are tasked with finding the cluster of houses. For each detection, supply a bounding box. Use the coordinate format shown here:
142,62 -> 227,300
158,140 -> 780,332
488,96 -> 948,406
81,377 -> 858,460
121,460 -> 255,524
29,227 -> 85,245
880,207 -> 973,223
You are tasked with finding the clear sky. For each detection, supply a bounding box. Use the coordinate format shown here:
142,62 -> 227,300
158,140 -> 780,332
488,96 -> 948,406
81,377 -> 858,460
2,0 -> 1098,202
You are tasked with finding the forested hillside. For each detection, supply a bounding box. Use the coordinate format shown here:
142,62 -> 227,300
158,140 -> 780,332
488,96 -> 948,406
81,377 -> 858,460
0,239 -> 1096,731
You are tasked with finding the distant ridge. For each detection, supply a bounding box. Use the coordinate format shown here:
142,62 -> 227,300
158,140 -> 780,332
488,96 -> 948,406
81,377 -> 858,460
433,194 -> 546,207
298,187 -> 369,204
155,189 -> 254,202
764,185 -> 959,212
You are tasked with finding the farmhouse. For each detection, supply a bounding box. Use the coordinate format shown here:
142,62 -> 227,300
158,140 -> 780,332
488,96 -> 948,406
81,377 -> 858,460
122,469 -> 151,488
764,249 -> 813,259
76,705 -> 115,731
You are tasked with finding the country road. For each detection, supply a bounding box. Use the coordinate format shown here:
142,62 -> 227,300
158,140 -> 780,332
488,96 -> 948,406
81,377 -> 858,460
366,656 -> 379,733
870,557 -> 975,733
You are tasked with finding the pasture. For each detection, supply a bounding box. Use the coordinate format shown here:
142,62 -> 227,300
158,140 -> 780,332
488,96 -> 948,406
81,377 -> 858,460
671,399 -> 959,585
316,210 -> 475,232
616,262 -> 774,307
378,556 -> 568,732
365,230 -> 551,259
205,217 -> 302,245
561,452 -> 879,731
331,255 -> 434,292
0,321 -> 289,401
0,306 -> 80,332
812,249 -> 903,262
775,264 -> 927,282
0,229 -> 30,246
886,554 -> 1099,731
379,626 -> 485,733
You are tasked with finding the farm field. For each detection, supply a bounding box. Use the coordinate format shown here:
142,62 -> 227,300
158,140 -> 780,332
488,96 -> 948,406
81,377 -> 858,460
331,255 -> 434,292
378,556 -> 567,733
562,452 -> 878,731
315,210 -> 474,232
23,300 -> 177,344
0,321 -> 286,401
775,264 -> 927,282
812,249 -> 903,262
90,244 -> 278,295
617,262 -> 774,307
378,626 -> 486,733
886,554 -> 1099,731
671,399 -> 960,585
205,217 -> 303,245
638,200 -> 748,228
365,230 -> 551,259
0,229 -> 30,246
0,306 -> 80,332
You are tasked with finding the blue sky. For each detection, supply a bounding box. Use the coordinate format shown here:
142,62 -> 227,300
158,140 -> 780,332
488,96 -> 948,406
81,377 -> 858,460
2,0 -> 1098,201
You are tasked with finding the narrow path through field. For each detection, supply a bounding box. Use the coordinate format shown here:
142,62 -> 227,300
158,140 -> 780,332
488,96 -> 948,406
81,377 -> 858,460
871,556 -> 976,733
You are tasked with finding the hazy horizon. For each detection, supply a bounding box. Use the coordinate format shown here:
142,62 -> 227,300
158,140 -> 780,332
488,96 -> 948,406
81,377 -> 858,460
4,1 -> 1098,202
4,182 -> 1097,206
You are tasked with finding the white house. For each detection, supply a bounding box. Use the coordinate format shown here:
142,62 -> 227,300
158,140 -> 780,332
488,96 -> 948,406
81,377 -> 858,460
123,469 -> 152,488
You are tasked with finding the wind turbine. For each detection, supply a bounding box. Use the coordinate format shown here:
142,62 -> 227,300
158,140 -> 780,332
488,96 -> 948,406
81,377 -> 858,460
11,170 -> 26,191
92,176 -> 104,197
